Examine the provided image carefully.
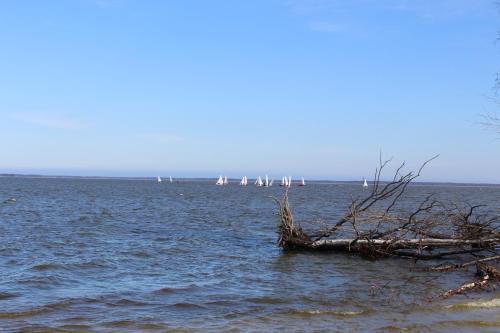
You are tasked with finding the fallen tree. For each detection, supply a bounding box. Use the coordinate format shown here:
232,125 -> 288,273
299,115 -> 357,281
274,156 -> 500,297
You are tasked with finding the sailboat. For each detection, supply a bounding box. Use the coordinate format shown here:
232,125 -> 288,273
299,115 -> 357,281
288,176 -> 292,187
299,177 -> 306,186
269,179 -> 274,187
255,176 -> 263,187
264,175 -> 269,187
363,178 -> 368,189
157,176 -> 162,183
280,177 -> 286,186
216,175 -> 224,186
223,176 -> 228,185
169,176 -> 173,183
240,176 -> 248,186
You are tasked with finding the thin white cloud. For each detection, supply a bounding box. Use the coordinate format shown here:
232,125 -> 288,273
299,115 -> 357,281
388,0 -> 492,20
141,132 -> 183,143
13,113 -> 86,130
308,21 -> 345,33
91,0 -> 126,9
287,0 -> 493,20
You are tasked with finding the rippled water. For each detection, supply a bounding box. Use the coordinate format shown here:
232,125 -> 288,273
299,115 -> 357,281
1,177 -> 499,332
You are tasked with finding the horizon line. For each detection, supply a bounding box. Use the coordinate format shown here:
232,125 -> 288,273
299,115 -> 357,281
1,173 -> 499,187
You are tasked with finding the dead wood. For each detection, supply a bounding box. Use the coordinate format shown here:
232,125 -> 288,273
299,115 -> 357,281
273,155 -> 500,298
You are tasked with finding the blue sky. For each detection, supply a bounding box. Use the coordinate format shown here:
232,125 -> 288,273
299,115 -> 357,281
0,0 -> 499,182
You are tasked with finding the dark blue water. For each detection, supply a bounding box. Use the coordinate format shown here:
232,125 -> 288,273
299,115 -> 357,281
1,177 -> 499,332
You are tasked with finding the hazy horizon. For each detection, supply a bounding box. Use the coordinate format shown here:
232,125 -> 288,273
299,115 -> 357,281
2,168 -> 500,185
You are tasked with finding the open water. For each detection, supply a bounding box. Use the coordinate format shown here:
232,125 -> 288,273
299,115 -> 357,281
0,177 -> 499,332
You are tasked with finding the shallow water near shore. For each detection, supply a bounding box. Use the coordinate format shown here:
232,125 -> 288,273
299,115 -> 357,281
1,177 -> 499,332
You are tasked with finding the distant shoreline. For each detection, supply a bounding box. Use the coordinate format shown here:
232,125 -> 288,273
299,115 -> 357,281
0,173 -> 499,187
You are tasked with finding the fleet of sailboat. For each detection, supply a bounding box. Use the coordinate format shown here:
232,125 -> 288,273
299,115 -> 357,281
279,176 -> 292,187
156,175 -> 369,189
156,176 -> 174,183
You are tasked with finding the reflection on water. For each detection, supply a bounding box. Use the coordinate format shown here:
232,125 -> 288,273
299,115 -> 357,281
0,177 -> 499,332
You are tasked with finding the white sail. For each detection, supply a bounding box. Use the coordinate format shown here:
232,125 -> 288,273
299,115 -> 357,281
216,175 -> 224,185
256,176 -> 263,187
269,179 -> 273,186
169,176 -> 173,183
288,176 -> 292,187
157,176 -> 162,183
284,176 -> 288,187
240,176 -> 247,186
223,176 -> 228,185
264,175 -> 269,187
363,178 -> 368,188
300,177 -> 305,186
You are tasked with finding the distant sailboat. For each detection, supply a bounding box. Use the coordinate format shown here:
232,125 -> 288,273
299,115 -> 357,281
223,176 -> 228,185
282,176 -> 289,187
280,177 -> 286,187
216,175 -> 224,186
240,176 -> 248,186
288,176 -> 292,187
264,175 -> 269,187
363,178 -> 368,189
299,177 -> 306,186
169,176 -> 173,183
269,179 -> 274,187
157,176 -> 162,183
255,176 -> 263,187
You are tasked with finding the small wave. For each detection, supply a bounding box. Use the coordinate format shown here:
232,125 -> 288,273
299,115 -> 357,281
205,300 -> 235,306
112,298 -> 150,307
132,251 -> 150,258
0,292 -> 18,300
71,260 -> 109,269
0,299 -> 75,318
169,302 -> 206,309
154,284 -> 199,295
18,275 -> 64,287
283,308 -> 367,318
31,263 -> 63,271
100,208 -> 113,217
103,320 -> 135,328
446,298 -> 500,310
156,287 -> 176,294
70,216 -> 92,224
59,324 -> 92,330
137,323 -> 169,330
247,296 -> 290,305
378,325 -> 412,331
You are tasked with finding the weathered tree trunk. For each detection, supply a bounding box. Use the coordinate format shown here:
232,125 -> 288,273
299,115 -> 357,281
309,238 -> 499,251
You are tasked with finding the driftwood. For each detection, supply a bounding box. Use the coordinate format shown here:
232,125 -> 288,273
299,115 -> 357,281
274,156 -> 500,297
441,263 -> 500,298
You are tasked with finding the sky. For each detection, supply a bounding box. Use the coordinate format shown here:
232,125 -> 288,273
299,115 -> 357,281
0,0 -> 499,182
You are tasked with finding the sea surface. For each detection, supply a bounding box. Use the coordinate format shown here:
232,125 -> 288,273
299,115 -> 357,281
1,177 -> 499,332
